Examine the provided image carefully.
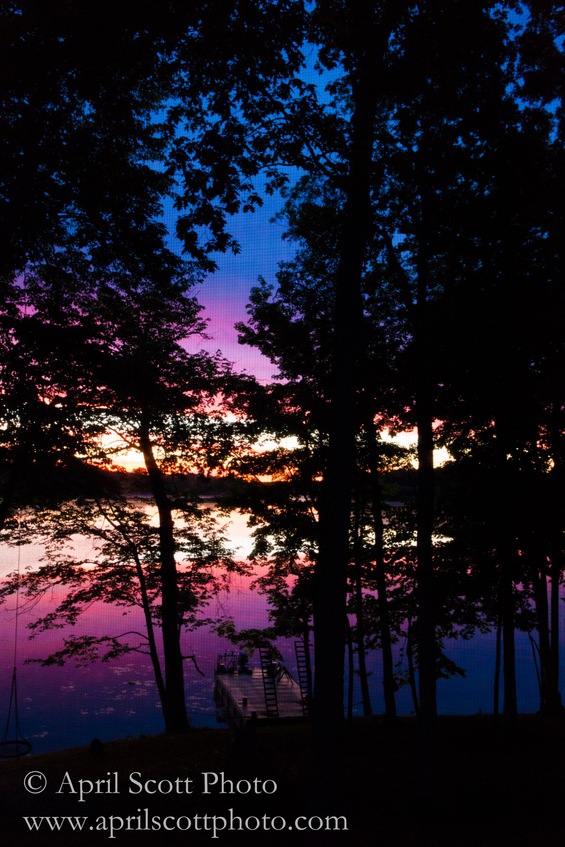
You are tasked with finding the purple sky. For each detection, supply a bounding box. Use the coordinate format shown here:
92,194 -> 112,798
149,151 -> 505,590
165,175 -> 300,384
199,201 -> 298,383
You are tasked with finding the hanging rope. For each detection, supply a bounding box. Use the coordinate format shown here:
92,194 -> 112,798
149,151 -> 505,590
0,527 -> 32,757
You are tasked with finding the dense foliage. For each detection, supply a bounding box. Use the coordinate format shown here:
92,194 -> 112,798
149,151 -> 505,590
0,1 -> 562,778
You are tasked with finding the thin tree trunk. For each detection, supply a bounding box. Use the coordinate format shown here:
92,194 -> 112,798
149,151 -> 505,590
529,633 -> 542,705
345,617 -> 354,724
312,1 -> 409,806
139,421 -> 189,734
352,493 -> 372,717
407,616 -> 420,716
414,248 -> 438,811
529,551 -> 563,714
100,501 -> 167,708
415,242 -> 437,726
313,0 -> 377,801
495,420 -> 517,729
131,543 -> 167,707
500,558 -> 517,725
549,554 -> 564,713
368,433 -> 397,719
494,616 -> 502,719
530,557 -> 551,711
354,566 -> 373,717
416,410 -> 436,720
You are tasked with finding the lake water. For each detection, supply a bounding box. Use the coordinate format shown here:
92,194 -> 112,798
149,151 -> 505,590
0,510 -> 552,756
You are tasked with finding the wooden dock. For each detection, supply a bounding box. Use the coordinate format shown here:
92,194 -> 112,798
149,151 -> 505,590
214,667 -> 306,726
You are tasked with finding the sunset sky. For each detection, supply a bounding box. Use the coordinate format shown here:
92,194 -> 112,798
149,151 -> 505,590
166,173 -> 301,385
159,182 -> 446,473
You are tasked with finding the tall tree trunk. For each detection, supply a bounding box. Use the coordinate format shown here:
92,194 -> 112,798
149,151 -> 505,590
500,556 -> 517,724
139,421 -> 189,734
352,493 -> 372,717
345,616 -> 355,724
354,565 -> 373,716
313,0 -> 376,801
414,216 -> 437,726
530,557 -> 551,711
495,422 -> 517,727
406,615 -> 420,716
101,503 -> 167,709
312,1 -> 408,805
368,429 -> 397,719
548,406 -> 565,713
416,406 -> 436,721
528,540 -> 563,712
413,205 -> 438,819
493,615 -> 502,719
529,551 -> 564,715
134,550 -> 168,709
549,554 -> 564,713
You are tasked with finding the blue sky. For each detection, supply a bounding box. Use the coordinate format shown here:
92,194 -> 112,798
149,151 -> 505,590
165,173 -> 301,383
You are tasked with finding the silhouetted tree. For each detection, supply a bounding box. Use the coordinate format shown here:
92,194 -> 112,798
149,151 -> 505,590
0,0 -> 308,733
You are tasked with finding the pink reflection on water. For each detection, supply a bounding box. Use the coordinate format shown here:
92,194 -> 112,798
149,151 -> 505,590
0,517 -> 279,754
1,510 -> 552,756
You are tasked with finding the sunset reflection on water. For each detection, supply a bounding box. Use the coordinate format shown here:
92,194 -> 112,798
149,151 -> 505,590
0,509 -> 550,755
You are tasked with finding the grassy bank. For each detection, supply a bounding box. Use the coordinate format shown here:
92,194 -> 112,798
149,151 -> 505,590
1,715 -> 565,846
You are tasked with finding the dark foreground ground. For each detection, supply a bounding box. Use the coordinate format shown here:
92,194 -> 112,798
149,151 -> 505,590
1,715 -> 565,846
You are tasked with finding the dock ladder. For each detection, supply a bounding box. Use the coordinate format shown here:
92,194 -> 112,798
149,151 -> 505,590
258,647 -> 279,718
294,640 -> 311,717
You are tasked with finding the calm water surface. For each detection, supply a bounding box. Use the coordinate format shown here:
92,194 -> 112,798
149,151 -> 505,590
0,511 -> 554,755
